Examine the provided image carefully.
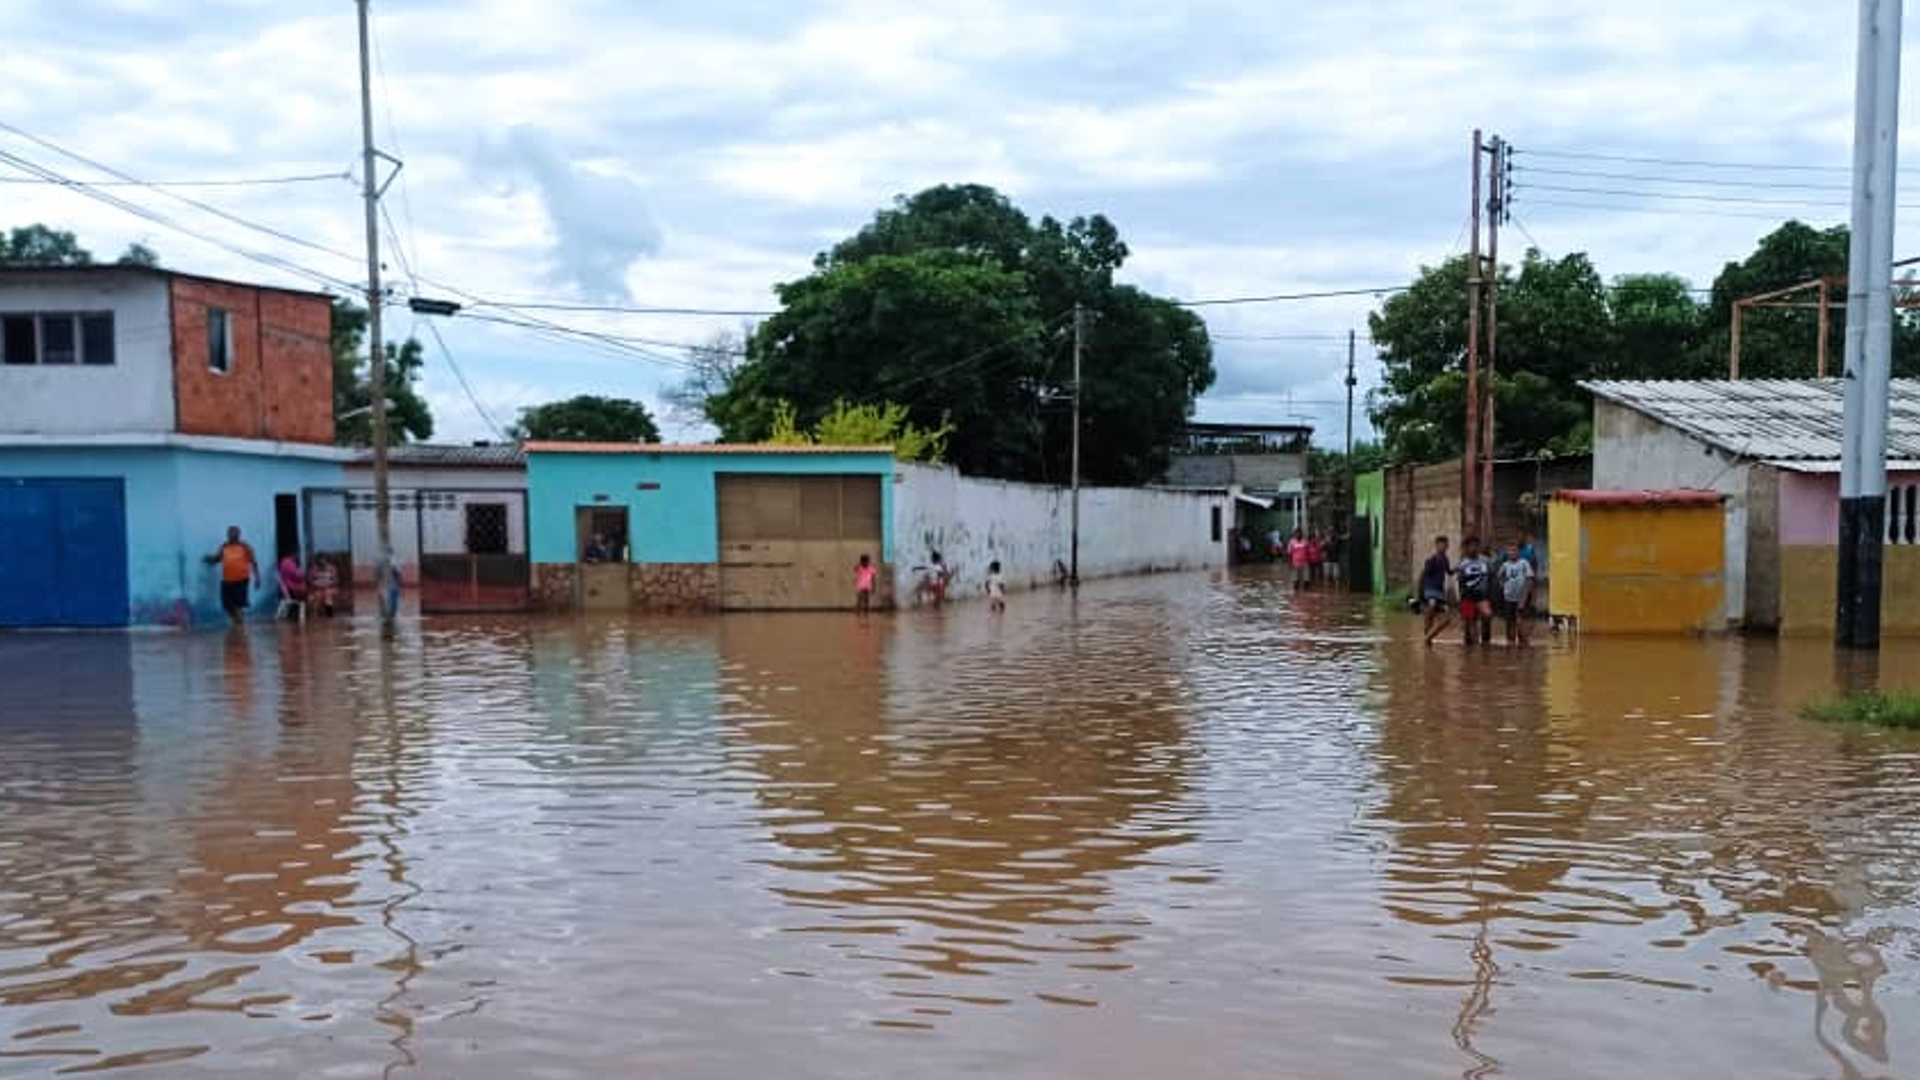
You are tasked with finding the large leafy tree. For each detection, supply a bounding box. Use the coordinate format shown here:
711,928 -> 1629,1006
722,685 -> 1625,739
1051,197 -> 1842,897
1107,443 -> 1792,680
1693,220 -> 1920,379
331,299 -> 433,446
1369,250 -> 1715,463
704,184 -> 1213,484
512,395 -> 661,443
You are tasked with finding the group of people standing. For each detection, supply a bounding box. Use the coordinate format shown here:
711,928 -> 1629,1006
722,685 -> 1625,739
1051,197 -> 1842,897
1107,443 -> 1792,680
1237,525 -> 1341,591
1419,531 -> 1540,647
853,550 -> 1008,615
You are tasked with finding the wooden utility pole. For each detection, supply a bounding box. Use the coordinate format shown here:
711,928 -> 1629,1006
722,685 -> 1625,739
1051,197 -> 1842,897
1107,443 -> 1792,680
356,0 -> 396,635
1481,136 -> 1504,544
1464,128 -> 1483,543
1344,329 -> 1356,460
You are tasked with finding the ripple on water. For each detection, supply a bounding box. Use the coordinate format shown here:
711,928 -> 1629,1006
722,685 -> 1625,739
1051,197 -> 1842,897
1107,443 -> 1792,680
1,578 -> 1918,1078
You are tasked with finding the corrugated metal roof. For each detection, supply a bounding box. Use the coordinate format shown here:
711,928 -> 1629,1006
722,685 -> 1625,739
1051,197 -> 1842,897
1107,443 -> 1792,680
522,441 -> 894,455
1582,378 -> 1920,462
1551,488 -> 1725,507
349,443 -> 525,468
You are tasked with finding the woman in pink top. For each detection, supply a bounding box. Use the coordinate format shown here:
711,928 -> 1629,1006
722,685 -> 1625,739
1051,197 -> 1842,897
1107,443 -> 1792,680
277,554 -> 308,603
853,553 -> 878,615
1287,528 -> 1312,591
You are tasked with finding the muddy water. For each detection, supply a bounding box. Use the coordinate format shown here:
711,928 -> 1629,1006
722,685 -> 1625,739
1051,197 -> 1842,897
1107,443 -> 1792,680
2,570 -> 1917,1079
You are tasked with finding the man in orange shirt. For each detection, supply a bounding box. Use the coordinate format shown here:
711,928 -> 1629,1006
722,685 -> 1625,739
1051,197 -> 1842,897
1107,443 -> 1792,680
205,526 -> 260,625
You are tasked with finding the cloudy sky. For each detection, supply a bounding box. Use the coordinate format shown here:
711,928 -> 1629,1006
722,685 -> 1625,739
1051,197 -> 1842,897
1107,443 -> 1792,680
0,1 -> 1909,445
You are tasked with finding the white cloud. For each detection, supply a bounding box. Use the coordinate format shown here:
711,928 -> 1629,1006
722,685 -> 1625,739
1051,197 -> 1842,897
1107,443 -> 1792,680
6,0 -> 1920,448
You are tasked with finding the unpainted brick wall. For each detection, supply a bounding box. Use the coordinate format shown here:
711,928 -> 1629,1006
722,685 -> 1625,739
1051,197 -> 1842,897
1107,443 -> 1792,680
170,278 -> 332,444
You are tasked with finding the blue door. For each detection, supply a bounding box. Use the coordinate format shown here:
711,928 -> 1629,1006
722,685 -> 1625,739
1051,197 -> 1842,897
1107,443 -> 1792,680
0,478 -> 130,627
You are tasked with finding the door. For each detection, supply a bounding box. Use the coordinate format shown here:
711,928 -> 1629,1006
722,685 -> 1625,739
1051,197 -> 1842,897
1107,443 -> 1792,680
575,505 -> 630,612
0,478 -> 129,627
717,474 -> 882,610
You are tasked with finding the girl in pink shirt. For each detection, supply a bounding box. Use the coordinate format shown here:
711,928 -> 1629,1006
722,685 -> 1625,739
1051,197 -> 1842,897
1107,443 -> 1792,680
853,554 -> 878,614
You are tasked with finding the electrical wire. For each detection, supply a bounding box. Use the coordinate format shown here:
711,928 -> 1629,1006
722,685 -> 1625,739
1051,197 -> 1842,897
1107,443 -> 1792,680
1174,285 -> 1405,307
1516,147 -> 1856,173
457,311 -> 698,370
1514,165 -> 1851,192
461,298 -> 779,317
0,148 -> 363,294
423,319 -> 507,440
882,309 -> 1075,395
1516,182 -> 1886,209
1521,196 -> 1852,222
0,170 -> 351,188
0,120 -> 364,268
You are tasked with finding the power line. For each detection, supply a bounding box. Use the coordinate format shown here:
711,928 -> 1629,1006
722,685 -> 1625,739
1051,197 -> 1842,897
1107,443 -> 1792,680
1514,165 -> 1851,192
1521,196 -> 1853,222
423,319 -> 506,440
0,169 -> 351,188
0,120 -> 364,268
0,147 -> 362,294
1175,285 -> 1405,307
463,298 -> 778,317
1211,332 -> 1373,342
1516,182 -> 1893,209
457,311 -> 698,370
883,308 -> 1075,395
1516,147 -> 1858,173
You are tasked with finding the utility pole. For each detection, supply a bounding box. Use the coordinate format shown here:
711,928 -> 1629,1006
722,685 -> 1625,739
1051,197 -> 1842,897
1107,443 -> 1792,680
1070,303 -> 1085,587
357,0 -> 396,635
1838,0 -> 1904,649
1464,128 -> 1484,543
1344,329 -> 1356,460
1481,135 -> 1505,544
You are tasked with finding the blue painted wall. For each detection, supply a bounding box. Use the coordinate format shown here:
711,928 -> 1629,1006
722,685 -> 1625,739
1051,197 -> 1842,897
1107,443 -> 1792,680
527,450 -> 896,564
0,445 -> 342,626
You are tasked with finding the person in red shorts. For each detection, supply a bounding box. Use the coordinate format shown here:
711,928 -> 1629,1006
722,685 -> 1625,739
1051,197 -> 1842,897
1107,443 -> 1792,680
1454,535 -> 1494,646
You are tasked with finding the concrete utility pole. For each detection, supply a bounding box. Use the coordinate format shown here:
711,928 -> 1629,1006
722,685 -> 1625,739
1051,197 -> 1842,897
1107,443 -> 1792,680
1464,129 -> 1484,543
1481,135 -> 1504,544
1837,0 -> 1904,649
1344,328 -> 1357,460
1070,303 -> 1085,587
357,0 -> 396,635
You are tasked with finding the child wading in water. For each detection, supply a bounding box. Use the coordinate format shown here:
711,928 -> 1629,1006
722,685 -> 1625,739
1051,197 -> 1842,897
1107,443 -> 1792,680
986,560 -> 1007,613
854,554 -> 878,614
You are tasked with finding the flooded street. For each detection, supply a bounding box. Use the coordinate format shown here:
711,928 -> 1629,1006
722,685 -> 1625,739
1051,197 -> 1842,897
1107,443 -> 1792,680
3,570 -> 1918,1079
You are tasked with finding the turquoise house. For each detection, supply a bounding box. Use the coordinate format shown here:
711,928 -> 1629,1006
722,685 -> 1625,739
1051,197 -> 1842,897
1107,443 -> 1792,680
525,443 -> 897,611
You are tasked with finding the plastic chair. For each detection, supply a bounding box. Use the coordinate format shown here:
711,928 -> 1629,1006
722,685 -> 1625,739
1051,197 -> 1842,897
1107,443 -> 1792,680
276,580 -> 307,624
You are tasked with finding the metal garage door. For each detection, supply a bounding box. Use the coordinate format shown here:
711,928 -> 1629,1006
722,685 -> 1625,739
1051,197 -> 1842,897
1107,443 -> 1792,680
0,478 -> 130,628
717,474 -> 882,610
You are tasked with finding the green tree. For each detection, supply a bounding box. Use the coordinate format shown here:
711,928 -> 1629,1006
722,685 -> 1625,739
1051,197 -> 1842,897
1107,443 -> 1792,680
331,299 -> 433,446
1,224 -> 92,265
115,242 -> 160,267
763,398 -> 952,461
704,184 -> 1213,484
1610,273 -> 1707,379
512,395 -> 661,443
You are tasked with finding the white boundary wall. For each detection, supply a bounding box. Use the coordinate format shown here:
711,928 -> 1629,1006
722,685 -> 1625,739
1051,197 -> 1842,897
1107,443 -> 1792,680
892,463 -> 1229,600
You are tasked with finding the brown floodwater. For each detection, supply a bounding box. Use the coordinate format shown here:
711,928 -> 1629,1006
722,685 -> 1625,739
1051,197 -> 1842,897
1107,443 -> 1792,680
2,569 -> 1917,1079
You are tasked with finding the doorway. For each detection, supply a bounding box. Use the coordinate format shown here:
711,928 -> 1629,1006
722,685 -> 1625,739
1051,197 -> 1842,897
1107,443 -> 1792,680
574,505 -> 630,612
274,492 -> 300,560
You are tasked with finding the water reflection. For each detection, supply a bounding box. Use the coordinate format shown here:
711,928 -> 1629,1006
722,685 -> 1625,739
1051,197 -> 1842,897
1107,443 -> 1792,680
0,576 -> 1917,1079
721,605 -> 1197,1019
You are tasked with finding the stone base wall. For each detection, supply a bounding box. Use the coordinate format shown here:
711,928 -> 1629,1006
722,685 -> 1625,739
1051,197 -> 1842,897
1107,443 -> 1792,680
632,563 -> 720,611
533,563 -> 577,612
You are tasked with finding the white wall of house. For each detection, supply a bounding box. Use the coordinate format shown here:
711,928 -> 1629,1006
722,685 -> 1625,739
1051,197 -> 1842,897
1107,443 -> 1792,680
338,466 -> 528,582
1592,401 -> 1750,626
0,271 -> 173,435
892,463 -> 1229,601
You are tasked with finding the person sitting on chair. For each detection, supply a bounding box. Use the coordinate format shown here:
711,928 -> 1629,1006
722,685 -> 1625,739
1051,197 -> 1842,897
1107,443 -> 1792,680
583,533 -> 612,563
308,556 -> 339,617
276,553 -> 308,621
